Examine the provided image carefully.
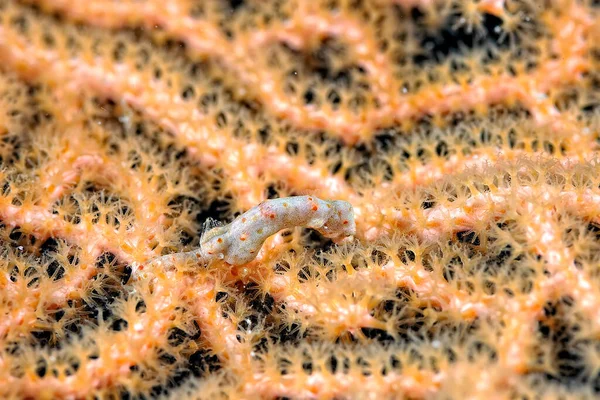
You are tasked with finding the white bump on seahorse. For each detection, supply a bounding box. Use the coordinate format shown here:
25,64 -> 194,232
131,196 -> 355,278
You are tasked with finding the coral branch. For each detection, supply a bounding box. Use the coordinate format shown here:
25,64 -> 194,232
18,0 -> 594,144
0,0 -> 598,398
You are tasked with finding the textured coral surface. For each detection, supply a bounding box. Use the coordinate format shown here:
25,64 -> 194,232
0,0 -> 598,398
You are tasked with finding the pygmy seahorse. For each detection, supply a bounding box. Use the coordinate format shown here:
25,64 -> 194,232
131,196 -> 355,277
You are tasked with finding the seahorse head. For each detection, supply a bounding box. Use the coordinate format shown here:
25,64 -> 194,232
319,200 -> 356,243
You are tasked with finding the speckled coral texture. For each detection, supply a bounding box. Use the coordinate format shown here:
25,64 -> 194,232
0,0 -> 598,398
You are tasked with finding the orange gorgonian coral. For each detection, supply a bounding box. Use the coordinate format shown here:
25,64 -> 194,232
0,0 -> 598,399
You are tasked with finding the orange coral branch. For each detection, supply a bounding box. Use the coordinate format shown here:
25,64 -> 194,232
20,0 -> 594,144
0,0 -> 598,398
247,369 -> 443,399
